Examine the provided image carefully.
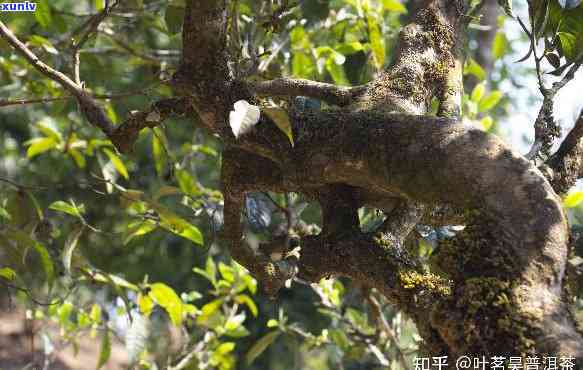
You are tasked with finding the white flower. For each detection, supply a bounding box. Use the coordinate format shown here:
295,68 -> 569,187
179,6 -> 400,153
229,100 -> 261,138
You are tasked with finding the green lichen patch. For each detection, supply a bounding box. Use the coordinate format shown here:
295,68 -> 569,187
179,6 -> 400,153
398,270 -> 452,297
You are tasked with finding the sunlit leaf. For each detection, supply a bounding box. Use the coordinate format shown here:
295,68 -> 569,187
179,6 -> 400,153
367,15 -> 385,70
263,107 -> 295,147
0,267 -> 16,281
80,268 -> 139,291
103,148 -> 129,180
26,137 -> 57,158
478,91 -> 504,112
480,116 -> 494,131
235,294 -> 258,317
138,293 -> 154,317
49,200 -> 84,218
471,83 -> 486,103
95,0 -> 105,10
492,32 -> 510,60
225,313 -> 246,331
564,191 -> 583,208
557,32 -> 577,61
90,304 -> 102,323
464,58 -> 486,81
175,169 -> 199,196
96,329 -> 111,370
151,129 -> 167,177
148,282 -> 184,325
382,0 -> 407,13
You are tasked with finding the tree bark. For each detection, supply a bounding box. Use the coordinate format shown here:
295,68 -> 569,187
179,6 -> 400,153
174,0 -> 583,362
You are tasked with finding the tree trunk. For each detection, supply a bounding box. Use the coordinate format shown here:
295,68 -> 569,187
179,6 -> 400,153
174,0 -> 583,362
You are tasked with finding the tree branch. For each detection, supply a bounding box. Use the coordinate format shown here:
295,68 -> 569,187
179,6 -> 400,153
547,110 -> 583,194
247,78 -> 367,107
0,21 -> 185,153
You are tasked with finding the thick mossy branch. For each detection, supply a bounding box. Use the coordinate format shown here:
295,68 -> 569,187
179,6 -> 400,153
247,78 -> 367,107
184,0 -> 582,358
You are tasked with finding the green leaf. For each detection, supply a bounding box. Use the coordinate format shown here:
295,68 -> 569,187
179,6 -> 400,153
478,91 -> 504,112
197,298 -> 224,328
382,0 -> 407,13
464,58 -> 486,81
2,228 -> 55,286
123,220 -> 157,245
0,267 -> 16,281
336,42 -> 365,55
80,268 -> 139,291
326,57 -> 350,85
35,0 -> 53,28
215,342 -> 235,355
62,224 -> 84,276
103,148 -> 129,180
152,129 -> 167,177
262,107 -> 295,147
367,15 -> 385,70
96,329 -> 111,370
292,52 -> 315,79
148,282 -> 184,326
95,0 -> 105,10
69,149 -> 86,169
480,116 -> 494,131
235,294 -> 258,317
492,32 -> 510,60
90,304 -> 102,323
471,83 -> 486,103
329,328 -> 350,350
267,319 -> 278,328
26,137 -> 57,158
165,5 -> 185,35
36,120 -> 62,141
158,209 -> 203,245
225,313 -> 246,331
0,206 -> 11,221
245,331 -> 281,365
138,293 -> 154,317
218,262 -> 235,283
175,169 -> 199,196
557,32 -> 577,60
497,0 -> 513,17
564,191 -> 583,208
49,200 -> 84,218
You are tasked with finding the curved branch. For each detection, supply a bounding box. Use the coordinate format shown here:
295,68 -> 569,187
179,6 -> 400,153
247,78 -> 367,107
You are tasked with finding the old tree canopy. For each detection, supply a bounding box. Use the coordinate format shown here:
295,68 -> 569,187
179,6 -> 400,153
2,0 -> 583,367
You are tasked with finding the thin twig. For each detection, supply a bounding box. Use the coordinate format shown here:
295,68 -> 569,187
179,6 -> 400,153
0,84 -> 160,108
71,0 -> 120,85
365,290 -> 410,370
